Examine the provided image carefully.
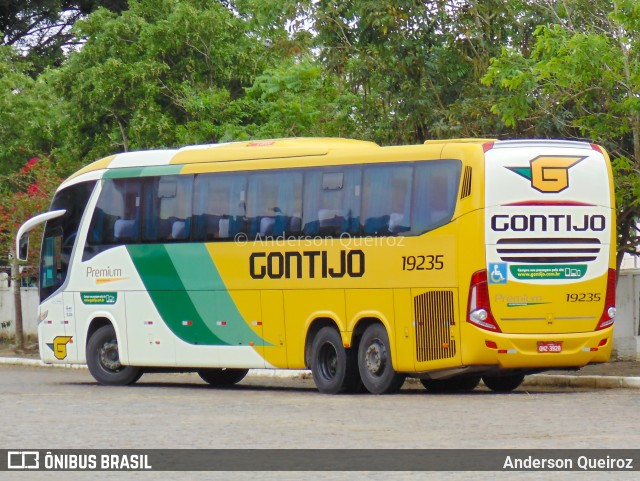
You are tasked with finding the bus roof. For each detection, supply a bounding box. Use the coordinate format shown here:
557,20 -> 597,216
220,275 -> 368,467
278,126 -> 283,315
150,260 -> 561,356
66,137 -> 380,182
63,137 -> 604,186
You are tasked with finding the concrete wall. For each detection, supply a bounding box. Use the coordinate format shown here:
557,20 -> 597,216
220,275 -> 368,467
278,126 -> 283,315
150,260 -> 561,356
614,270 -> 640,360
0,286 -> 39,340
1,276 -> 639,360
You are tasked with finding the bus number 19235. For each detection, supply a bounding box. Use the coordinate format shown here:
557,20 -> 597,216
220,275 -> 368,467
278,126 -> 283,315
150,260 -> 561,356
401,255 -> 444,271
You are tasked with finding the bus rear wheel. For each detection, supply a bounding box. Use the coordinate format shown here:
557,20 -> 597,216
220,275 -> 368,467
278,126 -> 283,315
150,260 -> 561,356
482,374 -> 525,392
421,375 -> 481,393
310,326 -> 361,394
197,368 -> 249,386
357,324 -> 405,394
86,324 -> 142,386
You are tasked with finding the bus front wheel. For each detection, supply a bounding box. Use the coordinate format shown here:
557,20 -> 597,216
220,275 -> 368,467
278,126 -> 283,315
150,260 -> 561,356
357,324 -> 405,394
310,326 -> 361,394
482,374 -> 525,392
86,325 -> 142,386
197,368 -> 249,386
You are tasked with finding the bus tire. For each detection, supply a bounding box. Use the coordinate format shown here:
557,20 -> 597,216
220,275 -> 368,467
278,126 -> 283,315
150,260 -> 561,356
482,374 -> 525,392
86,324 -> 142,386
197,368 -> 249,386
357,324 -> 405,394
310,326 -> 361,394
421,375 -> 481,393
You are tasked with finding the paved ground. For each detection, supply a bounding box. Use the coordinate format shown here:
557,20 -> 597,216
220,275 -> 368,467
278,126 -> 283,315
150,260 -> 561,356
1,364 -> 639,481
1,341 -> 637,386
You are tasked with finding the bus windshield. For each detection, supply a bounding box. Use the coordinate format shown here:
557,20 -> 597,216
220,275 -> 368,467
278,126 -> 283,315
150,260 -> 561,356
40,181 -> 96,301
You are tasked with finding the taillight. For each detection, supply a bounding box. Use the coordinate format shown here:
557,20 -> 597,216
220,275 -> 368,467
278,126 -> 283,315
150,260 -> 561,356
467,270 -> 501,332
482,141 -> 495,153
595,268 -> 616,330
590,143 -> 603,154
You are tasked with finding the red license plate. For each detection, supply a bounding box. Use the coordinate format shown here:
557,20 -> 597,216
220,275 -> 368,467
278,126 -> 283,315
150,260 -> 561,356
537,341 -> 563,353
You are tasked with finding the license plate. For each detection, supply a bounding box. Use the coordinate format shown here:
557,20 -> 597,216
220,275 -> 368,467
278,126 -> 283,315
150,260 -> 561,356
537,341 -> 563,353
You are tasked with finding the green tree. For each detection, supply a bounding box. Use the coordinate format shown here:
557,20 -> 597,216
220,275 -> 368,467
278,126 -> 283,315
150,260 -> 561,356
0,157 -> 61,350
49,0 -> 286,165
310,0 -> 554,144
223,57 -> 361,140
0,45 -> 64,174
1,0 -> 129,74
483,0 -> 640,268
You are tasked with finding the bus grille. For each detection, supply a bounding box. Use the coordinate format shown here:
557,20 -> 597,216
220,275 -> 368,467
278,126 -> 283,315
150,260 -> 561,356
414,290 -> 456,362
495,237 -> 601,263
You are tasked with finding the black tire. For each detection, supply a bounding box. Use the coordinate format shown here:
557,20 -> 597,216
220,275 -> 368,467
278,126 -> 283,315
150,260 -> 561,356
482,374 -> 525,392
86,324 -> 142,386
421,375 -> 481,393
357,324 -> 405,394
310,326 -> 362,394
197,368 -> 249,386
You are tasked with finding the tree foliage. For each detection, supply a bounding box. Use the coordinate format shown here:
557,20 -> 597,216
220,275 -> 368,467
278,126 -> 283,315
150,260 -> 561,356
49,0 -> 287,162
0,46 -> 64,175
0,157 -> 62,266
0,0 -> 129,74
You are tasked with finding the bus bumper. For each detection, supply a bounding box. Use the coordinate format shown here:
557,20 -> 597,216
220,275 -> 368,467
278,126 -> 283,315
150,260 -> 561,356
461,326 -> 614,369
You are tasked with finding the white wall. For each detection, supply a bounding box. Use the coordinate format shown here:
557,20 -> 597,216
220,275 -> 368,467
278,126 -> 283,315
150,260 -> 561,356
0,285 -> 39,339
614,270 -> 640,360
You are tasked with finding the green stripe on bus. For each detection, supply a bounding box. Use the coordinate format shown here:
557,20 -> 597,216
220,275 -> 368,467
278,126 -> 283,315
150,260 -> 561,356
127,244 -> 268,347
104,165 -> 183,179
165,244 -> 268,346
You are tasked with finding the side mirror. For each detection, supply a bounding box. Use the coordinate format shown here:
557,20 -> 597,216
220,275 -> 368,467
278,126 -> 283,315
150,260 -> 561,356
15,209 -> 67,263
18,234 -> 29,261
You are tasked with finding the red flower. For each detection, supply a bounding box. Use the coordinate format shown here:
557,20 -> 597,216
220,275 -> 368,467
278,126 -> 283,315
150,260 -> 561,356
21,157 -> 39,173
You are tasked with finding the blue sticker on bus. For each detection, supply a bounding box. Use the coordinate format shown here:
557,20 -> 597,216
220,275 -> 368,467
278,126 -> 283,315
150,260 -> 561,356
489,263 -> 508,284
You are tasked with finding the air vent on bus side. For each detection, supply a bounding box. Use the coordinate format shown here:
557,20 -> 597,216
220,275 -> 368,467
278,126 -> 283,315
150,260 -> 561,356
495,237 -> 601,263
460,166 -> 472,199
414,290 -> 457,362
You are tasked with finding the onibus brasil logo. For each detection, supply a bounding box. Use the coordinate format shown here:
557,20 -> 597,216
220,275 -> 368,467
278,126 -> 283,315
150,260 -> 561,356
507,155 -> 586,193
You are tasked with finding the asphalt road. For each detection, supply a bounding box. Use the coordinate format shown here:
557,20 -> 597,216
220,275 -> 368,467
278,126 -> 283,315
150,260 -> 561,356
1,365 -> 638,480
2,365 -> 639,448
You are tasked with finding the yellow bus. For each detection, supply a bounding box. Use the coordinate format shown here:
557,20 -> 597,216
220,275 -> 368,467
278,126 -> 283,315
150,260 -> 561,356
16,138 -> 616,393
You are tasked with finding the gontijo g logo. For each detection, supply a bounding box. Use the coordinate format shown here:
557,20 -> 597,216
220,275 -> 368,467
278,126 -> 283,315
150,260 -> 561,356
507,155 -> 586,193
46,336 -> 73,360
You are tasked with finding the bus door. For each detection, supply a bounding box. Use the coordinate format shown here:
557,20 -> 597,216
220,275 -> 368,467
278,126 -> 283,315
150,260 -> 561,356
38,228 -> 79,363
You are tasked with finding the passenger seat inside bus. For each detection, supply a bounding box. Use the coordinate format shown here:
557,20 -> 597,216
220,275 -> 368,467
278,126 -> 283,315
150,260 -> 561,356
114,219 -> 135,241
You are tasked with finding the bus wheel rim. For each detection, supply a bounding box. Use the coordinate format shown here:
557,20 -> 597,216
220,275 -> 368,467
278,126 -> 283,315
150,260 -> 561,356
364,340 -> 385,376
99,341 -> 122,372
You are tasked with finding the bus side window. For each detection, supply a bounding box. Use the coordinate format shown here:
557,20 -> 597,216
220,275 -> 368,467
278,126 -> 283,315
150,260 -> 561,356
141,175 -> 193,243
246,171 -> 302,239
411,160 -> 461,234
362,165 -> 412,236
302,168 -> 361,237
193,173 -> 247,241
86,178 -> 142,250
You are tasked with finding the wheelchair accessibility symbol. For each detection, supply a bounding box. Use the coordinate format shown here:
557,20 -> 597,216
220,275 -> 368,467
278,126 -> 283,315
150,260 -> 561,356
489,263 -> 508,284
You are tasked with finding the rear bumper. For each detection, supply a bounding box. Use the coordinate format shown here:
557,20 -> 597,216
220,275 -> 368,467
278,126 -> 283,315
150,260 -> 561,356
461,326 -> 613,369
